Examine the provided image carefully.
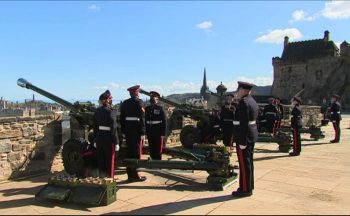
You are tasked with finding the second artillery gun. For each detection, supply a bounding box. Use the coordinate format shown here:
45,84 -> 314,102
140,89 -> 218,149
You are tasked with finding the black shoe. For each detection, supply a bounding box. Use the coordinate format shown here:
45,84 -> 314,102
231,190 -> 252,198
289,152 -> 300,156
330,140 -> 339,143
128,176 -> 147,183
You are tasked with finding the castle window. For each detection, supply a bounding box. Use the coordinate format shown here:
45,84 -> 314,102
315,70 -> 323,80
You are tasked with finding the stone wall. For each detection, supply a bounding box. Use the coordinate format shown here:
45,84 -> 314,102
0,114 -> 63,181
281,105 -> 322,127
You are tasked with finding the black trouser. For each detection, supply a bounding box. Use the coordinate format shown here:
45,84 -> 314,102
222,127 -> 234,147
332,120 -> 341,141
266,120 -> 275,133
125,133 -> 143,179
292,127 -> 301,154
236,142 -> 255,193
96,132 -> 115,178
147,132 -> 163,160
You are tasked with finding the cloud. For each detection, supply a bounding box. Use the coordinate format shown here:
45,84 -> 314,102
88,4 -> 101,12
94,82 -> 119,90
289,10 -> 317,23
196,21 -> 212,30
237,76 -> 273,86
254,28 -> 303,44
335,41 -> 342,49
322,1 -> 350,20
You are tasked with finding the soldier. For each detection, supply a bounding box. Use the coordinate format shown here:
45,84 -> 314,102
220,94 -> 236,148
93,90 -> 119,178
232,81 -> 258,198
274,97 -> 284,131
145,91 -> 167,160
207,107 -> 221,144
330,94 -> 342,143
290,96 -> 302,156
263,97 -> 278,134
120,85 -> 147,182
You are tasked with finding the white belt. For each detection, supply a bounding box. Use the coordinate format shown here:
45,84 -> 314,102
233,121 -> 256,125
146,120 -> 162,125
213,125 -> 220,128
99,126 -> 111,131
126,117 -> 140,121
223,119 -> 233,122
265,112 -> 276,115
330,112 -> 341,114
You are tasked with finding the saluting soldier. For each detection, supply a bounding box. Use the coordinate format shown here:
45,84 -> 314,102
93,90 -> 119,178
263,97 -> 278,134
232,81 -> 258,198
290,96 -> 302,156
145,91 -> 167,160
220,94 -> 236,148
274,97 -> 284,131
120,85 -> 147,182
330,94 -> 342,143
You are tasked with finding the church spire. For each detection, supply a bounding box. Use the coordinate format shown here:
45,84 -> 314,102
200,67 -> 210,100
203,67 -> 207,89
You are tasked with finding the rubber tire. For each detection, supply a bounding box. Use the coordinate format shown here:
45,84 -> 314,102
180,125 -> 201,149
62,138 -> 88,176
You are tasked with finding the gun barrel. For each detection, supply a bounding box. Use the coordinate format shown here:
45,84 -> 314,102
17,78 -> 79,113
139,88 -> 186,109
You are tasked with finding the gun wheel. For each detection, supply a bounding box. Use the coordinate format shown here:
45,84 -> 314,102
180,125 -> 201,149
62,138 -> 89,176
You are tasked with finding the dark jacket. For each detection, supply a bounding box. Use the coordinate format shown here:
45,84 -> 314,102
93,105 -> 119,144
291,105 -> 302,128
234,95 -> 259,146
145,104 -> 167,136
120,97 -> 145,136
330,101 -> 342,122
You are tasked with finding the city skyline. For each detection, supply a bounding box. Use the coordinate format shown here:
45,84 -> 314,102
1,1 -> 350,102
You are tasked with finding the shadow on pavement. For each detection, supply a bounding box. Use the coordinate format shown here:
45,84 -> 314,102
116,170 -> 215,192
103,194 -> 235,215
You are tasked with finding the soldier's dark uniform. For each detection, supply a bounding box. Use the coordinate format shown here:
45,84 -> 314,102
120,85 -> 146,182
93,90 -> 119,178
232,81 -> 258,197
274,98 -> 284,131
263,98 -> 278,134
290,97 -> 302,156
220,102 -> 235,147
330,94 -> 342,143
145,91 -> 167,160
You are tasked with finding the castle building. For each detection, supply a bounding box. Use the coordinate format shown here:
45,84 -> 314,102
272,30 -> 350,109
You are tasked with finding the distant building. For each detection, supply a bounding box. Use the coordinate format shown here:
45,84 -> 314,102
0,97 -> 12,110
272,30 -> 350,109
200,68 -> 210,101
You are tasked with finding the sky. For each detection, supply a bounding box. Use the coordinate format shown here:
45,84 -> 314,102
1,1 -> 350,103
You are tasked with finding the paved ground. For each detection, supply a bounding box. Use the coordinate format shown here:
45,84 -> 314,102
1,116 -> 350,215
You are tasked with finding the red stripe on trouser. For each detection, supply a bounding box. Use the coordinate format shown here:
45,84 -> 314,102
139,139 -> 143,159
110,143 -> 115,179
273,121 -> 277,135
160,137 -> 163,160
293,128 -> 297,154
332,122 -> 338,140
238,146 -> 247,192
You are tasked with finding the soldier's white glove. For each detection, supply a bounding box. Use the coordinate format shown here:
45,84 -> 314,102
239,145 -> 247,150
141,135 -> 146,141
93,142 -> 97,148
115,144 -> 120,152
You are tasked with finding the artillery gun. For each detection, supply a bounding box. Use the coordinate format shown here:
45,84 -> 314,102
140,89 -> 218,149
17,78 -> 237,190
